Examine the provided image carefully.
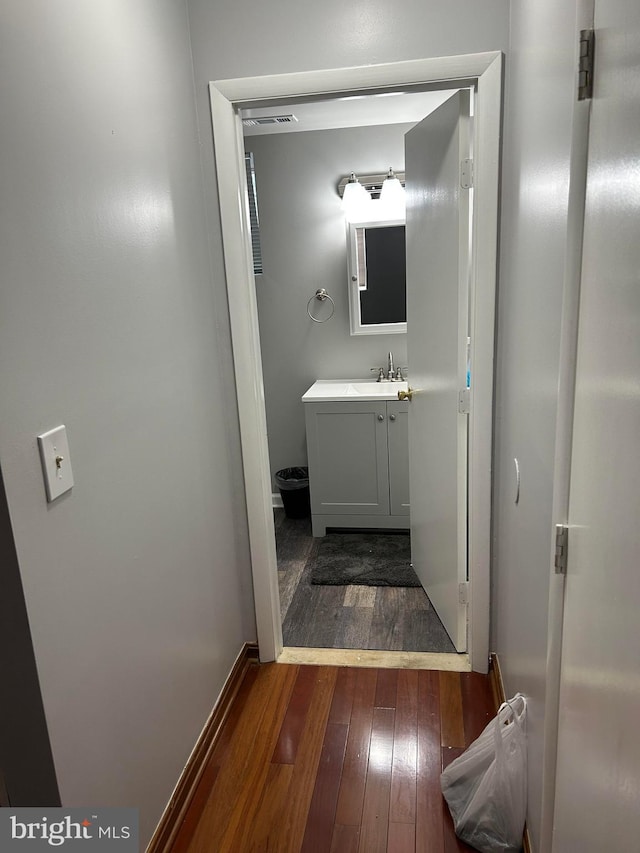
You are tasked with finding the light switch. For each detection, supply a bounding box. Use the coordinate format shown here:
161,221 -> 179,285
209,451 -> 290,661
37,425 -> 74,502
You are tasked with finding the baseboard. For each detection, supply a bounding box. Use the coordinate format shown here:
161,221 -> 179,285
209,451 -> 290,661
489,654 -> 533,853
489,651 -> 506,708
146,642 -> 259,853
272,492 -> 283,509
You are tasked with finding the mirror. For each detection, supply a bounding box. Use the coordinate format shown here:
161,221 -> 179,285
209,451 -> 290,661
347,217 -> 407,336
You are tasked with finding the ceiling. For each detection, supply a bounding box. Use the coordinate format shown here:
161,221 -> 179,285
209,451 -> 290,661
241,89 -> 457,136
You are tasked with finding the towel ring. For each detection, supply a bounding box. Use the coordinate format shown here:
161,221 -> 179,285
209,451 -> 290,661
307,288 -> 335,323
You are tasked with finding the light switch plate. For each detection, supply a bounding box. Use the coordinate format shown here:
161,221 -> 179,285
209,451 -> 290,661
37,425 -> 74,502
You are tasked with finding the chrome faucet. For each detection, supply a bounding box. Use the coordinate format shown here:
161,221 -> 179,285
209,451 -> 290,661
371,353 -> 406,382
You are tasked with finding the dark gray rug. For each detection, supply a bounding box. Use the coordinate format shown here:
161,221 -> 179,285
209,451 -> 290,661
310,532 -> 420,587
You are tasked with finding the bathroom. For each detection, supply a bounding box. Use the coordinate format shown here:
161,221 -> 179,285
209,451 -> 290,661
244,91 -> 462,655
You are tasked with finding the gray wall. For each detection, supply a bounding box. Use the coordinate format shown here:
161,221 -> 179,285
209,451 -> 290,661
249,123 -> 410,484
0,1 -> 255,845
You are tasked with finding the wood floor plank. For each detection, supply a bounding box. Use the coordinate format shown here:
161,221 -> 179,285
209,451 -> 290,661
270,666 -> 339,853
301,722 -> 349,852
389,669 -> 418,824
401,586 -> 431,610
328,666 -> 358,725
460,671 -> 496,746
368,588 -> 407,650
277,514 -> 315,622
333,605 -> 375,650
271,664 -> 319,764
405,607 -> 456,653
330,825 -> 360,853
343,585 -> 377,607
387,821 -> 416,852
374,667 -> 398,709
302,584 -> 348,648
439,671 -> 465,748
186,662 -> 298,853
334,668 -> 378,826
242,763 -> 294,852
416,669 -> 444,853
171,663 -> 260,853
357,706 -> 395,853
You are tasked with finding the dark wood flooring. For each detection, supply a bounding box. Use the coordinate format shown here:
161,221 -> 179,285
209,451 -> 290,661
276,511 -> 456,654
171,661 -> 497,852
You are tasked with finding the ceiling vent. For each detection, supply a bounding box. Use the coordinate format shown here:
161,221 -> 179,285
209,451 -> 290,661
242,114 -> 299,127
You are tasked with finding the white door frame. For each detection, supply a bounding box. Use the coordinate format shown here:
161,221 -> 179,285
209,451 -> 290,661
209,52 -> 502,673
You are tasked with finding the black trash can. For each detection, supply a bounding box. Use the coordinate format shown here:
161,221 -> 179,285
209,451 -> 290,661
275,466 -> 310,519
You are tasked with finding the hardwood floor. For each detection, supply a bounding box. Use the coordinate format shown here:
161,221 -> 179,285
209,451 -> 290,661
276,511 -> 456,654
170,661 -> 496,852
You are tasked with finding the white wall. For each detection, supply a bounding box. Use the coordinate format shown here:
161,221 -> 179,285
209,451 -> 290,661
492,1 -> 583,848
249,123 -> 410,483
0,1 -> 255,845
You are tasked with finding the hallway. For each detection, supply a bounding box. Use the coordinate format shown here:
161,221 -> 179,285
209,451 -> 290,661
169,661 -> 497,852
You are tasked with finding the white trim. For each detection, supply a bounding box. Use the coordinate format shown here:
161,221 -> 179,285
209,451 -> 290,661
272,493 -> 284,509
209,85 -> 283,662
456,90 -> 472,652
209,52 -> 502,671
467,53 -> 503,673
213,54 -> 499,104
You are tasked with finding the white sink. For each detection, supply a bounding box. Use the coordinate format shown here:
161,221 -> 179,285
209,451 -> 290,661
302,379 -> 408,402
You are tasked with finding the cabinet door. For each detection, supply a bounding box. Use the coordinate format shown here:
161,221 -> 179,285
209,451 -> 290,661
387,400 -> 410,516
305,401 -> 390,515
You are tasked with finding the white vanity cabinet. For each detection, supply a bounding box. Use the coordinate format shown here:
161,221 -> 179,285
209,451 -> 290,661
304,397 -> 410,536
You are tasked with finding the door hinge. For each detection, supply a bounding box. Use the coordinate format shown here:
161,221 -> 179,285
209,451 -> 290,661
460,158 -> 473,189
555,524 -> 569,574
578,29 -> 595,101
458,388 -> 470,414
458,581 -> 469,605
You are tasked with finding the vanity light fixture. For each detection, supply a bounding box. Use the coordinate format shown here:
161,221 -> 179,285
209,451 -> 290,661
337,169 -> 406,221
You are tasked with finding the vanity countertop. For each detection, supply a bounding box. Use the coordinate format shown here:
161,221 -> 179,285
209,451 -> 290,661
302,379 -> 408,402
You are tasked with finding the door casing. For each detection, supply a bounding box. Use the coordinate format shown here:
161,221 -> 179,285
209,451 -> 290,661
208,52 -> 502,672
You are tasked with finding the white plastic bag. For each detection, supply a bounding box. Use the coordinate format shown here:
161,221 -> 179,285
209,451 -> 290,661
440,693 -> 527,853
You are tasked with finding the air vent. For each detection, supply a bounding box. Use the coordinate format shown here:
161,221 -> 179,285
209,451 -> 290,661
242,114 -> 298,127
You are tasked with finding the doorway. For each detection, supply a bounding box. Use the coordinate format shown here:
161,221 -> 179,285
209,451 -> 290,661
243,91 -> 464,656
209,53 -> 501,672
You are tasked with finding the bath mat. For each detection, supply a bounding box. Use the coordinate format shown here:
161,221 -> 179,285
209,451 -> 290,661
309,531 -> 420,587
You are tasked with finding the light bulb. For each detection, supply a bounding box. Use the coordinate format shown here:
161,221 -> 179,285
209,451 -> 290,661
379,168 -> 406,216
341,173 -> 371,221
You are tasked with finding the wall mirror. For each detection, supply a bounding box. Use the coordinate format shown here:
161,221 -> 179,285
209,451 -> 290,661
347,218 -> 407,336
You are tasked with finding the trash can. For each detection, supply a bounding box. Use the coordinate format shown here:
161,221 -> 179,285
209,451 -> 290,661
275,467 -> 310,519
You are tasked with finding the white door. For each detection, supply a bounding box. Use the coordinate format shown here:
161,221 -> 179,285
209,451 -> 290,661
552,2 -> 640,849
405,91 -> 471,652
